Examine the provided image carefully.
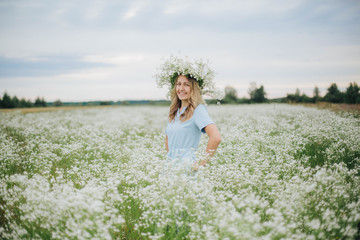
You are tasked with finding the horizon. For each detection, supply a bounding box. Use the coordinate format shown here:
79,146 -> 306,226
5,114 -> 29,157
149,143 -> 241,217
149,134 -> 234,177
0,82 -> 350,103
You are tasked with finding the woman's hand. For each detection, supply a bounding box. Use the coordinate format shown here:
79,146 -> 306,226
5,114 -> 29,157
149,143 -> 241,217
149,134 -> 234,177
192,159 -> 208,171
192,161 -> 199,171
192,124 -> 221,171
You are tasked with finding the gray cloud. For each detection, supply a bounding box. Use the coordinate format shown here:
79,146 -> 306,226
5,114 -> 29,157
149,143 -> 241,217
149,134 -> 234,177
0,56 -> 112,77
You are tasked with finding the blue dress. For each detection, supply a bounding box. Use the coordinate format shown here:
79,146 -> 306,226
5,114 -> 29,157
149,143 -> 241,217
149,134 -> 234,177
165,104 -> 214,162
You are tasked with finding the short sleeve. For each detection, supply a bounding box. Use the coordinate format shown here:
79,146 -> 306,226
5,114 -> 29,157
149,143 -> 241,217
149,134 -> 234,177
194,104 -> 214,134
164,121 -> 168,135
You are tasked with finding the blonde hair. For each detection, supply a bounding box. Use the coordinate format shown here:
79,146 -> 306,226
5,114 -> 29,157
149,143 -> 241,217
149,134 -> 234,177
169,75 -> 205,122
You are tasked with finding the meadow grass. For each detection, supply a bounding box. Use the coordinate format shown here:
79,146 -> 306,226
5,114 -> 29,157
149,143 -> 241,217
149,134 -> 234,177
0,104 -> 359,239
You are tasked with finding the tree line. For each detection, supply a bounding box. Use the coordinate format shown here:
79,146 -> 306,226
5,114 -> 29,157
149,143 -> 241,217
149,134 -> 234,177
286,82 -> 359,104
1,82 -> 358,108
0,92 -> 47,108
0,92 -> 170,108
218,82 -> 359,104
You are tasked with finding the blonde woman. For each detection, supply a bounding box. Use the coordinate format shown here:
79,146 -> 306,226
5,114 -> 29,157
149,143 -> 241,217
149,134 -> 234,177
155,55 -> 222,170
165,74 -> 221,170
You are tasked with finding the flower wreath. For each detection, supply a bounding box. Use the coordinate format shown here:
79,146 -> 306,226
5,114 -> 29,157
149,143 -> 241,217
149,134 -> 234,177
154,55 -> 223,100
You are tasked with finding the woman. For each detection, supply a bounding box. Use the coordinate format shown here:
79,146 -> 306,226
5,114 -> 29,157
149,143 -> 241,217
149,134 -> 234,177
155,55 -> 222,170
165,74 -> 221,170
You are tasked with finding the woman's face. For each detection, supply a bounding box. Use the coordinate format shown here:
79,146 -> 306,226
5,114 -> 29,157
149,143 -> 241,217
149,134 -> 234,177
176,75 -> 191,101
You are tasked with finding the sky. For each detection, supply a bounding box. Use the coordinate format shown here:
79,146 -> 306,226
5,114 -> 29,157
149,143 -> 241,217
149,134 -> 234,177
0,0 -> 359,101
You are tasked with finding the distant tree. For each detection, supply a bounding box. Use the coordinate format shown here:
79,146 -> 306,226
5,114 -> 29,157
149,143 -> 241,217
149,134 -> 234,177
300,93 -> 312,103
1,92 -> 13,108
324,83 -> 344,103
254,85 -> 266,103
286,93 -> 296,103
248,82 -> 257,100
286,89 -> 311,103
19,98 -> 32,108
294,88 -> 301,102
100,101 -> 111,105
26,99 -> 33,107
54,99 -> 63,107
41,98 -> 47,107
19,98 -> 26,108
34,97 -> 42,107
248,83 -> 267,103
223,86 -> 238,104
313,86 -> 321,103
344,82 -> 360,104
252,85 -> 267,103
34,97 -> 47,107
236,97 -> 251,104
12,96 -> 19,108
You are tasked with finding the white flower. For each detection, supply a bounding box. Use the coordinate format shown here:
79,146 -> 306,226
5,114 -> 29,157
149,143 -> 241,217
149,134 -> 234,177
154,54 -> 223,99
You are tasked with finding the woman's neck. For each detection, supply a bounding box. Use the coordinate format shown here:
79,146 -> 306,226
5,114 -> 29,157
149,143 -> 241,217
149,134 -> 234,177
180,100 -> 189,111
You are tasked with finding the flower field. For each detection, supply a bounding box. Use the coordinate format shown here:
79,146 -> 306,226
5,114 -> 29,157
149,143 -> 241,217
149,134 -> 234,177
0,104 -> 359,239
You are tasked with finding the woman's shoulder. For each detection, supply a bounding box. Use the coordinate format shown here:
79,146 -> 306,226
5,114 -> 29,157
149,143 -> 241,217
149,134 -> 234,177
194,104 -> 208,114
195,103 -> 206,109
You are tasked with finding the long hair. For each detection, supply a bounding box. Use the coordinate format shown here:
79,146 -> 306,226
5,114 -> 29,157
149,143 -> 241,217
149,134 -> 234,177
168,75 -> 205,122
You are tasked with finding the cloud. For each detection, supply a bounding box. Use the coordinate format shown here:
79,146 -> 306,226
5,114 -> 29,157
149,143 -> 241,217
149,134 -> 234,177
0,63 -> 168,101
0,52 -> 170,101
0,56 -> 112,77
83,53 -> 146,65
122,8 -> 138,20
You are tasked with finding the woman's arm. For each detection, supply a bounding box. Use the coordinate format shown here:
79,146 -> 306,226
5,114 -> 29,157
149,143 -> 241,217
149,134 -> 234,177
194,124 -> 221,170
204,124 -> 221,157
165,135 -> 169,153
